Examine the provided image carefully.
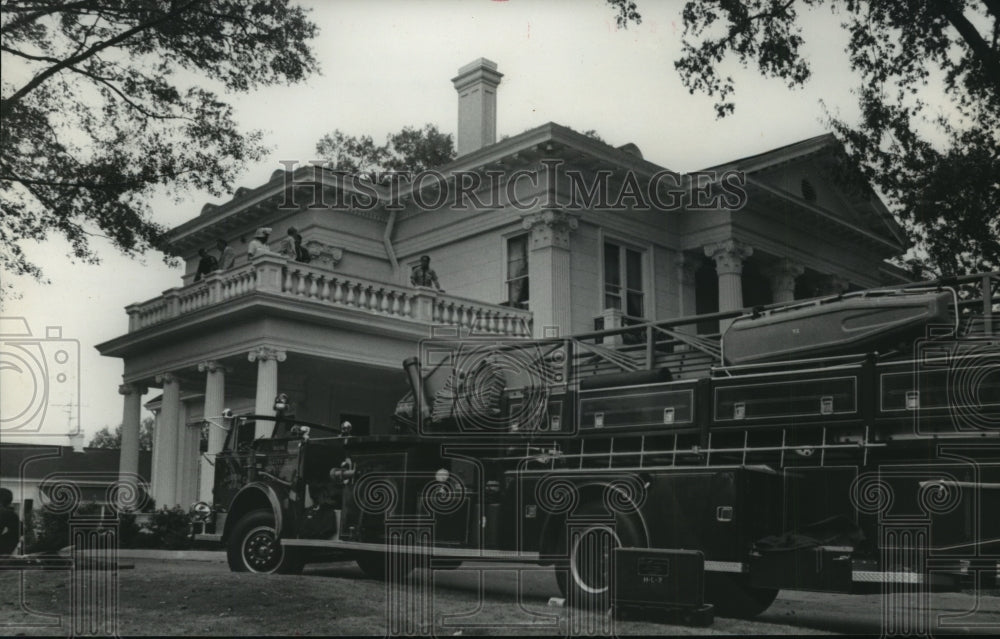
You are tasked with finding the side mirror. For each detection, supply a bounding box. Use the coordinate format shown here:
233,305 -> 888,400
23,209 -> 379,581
221,408 -> 233,419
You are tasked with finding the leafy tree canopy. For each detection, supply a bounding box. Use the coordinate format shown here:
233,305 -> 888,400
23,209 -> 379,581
0,0 -> 319,302
315,124 -> 456,180
606,0 -> 1000,276
89,417 -> 155,450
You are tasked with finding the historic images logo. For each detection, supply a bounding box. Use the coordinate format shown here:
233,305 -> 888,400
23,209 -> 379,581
0,317 -> 80,438
275,159 -> 748,213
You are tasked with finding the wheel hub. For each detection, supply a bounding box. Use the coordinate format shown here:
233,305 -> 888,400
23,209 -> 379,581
244,526 -> 282,572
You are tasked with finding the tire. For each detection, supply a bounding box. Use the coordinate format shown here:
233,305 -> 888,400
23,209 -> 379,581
554,501 -> 645,609
355,550 -> 415,580
227,509 -> 303,575
704,573 -> 777,618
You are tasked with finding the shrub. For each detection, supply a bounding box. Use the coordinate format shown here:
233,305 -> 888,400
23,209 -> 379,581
28,503 -> 103,554
26,503 -> 190,552
148,506 -> 193,550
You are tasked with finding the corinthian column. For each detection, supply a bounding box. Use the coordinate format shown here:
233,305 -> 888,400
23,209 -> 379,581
705,240 -> 753,331
521,209 -> 579,338
197,360 -> 227,503
763,258 -> 805,304
249,347 -> 287,438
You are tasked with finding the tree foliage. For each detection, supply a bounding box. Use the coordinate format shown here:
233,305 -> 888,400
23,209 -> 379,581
315,124 -> 456,179
607,0 -> 1000,276
0,0 -> 319,302
88,416 -> 154,450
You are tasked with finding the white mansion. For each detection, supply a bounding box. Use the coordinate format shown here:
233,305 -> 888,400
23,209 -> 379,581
98,59 -> 910,508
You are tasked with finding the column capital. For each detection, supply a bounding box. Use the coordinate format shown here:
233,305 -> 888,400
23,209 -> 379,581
763,258 -> 805,304
118,383 -> 148,396
820,273 -> 851,295
248,346 -> 287,363
704,240 -> 753,276
197,360 -> 229,374
520,209 -> 579,250
155,372 -> 179,385
762,258 -> 805,280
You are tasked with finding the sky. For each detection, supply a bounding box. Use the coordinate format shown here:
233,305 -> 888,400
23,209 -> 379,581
2,0 -> 865,446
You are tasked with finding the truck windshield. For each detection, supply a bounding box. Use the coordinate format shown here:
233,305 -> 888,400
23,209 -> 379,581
224,418 -> 261,451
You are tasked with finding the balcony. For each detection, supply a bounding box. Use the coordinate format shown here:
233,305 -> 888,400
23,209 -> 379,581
125,254 -> 533,337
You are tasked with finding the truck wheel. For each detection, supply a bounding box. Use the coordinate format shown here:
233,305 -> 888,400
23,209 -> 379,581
227,509 -> 303,575
704,573 -> 777,618
554,502 -> 645,609
356,551 -> 415,580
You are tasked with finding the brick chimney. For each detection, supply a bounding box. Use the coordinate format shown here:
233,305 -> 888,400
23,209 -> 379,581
451,58 -> 503,156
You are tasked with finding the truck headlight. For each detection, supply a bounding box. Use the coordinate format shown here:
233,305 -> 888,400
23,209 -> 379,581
190,501 -> 212,520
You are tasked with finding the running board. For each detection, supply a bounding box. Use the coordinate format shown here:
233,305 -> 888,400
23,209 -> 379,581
282,538 -> 543,562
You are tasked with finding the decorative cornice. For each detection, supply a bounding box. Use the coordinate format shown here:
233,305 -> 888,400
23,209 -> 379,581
248,347 -> 287,363
704,240 -> 753,276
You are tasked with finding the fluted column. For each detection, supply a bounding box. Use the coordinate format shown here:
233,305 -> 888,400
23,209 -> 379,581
197,360 -> 227,503
705,240 -> 753,331
118,383 -> 146,489
521,209 -> 579,338
152,373 -> 181,508
763,258 -> 804,304
249,347 -> 287,439
175,401 -> 200,508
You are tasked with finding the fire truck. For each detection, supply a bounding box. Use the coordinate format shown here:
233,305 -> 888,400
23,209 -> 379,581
191,272 -> 999,619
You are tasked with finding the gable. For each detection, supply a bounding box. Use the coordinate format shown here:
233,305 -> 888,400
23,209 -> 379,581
709,136 -> 906,252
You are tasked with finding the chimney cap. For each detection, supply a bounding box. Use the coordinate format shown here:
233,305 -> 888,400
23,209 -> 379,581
452,57 -> 503,90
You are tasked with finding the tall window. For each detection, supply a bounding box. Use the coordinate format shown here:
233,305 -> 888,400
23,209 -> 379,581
506,235 -> 529,309
604,241 -> 645,318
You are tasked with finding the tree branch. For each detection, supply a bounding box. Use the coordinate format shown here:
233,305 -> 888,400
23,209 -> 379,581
0,0 -> 98,36
0,0 -> 204,116
936,0 -> 1000,87
0,44 -> 61,63
65,64 -> 190,122
0,171 -> 196,189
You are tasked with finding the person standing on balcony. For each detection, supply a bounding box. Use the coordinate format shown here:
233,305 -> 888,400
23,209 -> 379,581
281,227 -> 311,263
216,238 -> 236,270
248,227 -> 273,258
411,255 -> 443,291
194,248 -> 218,282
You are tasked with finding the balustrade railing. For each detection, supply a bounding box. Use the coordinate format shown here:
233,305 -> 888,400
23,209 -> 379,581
126,255 -> 532,336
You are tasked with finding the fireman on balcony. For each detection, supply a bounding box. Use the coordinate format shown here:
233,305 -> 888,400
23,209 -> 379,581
411,254 -> 443,291
248,227 -> 273,258
216,238 -> 236,271
193,248 -> 218,282
280,227 -> 312,264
